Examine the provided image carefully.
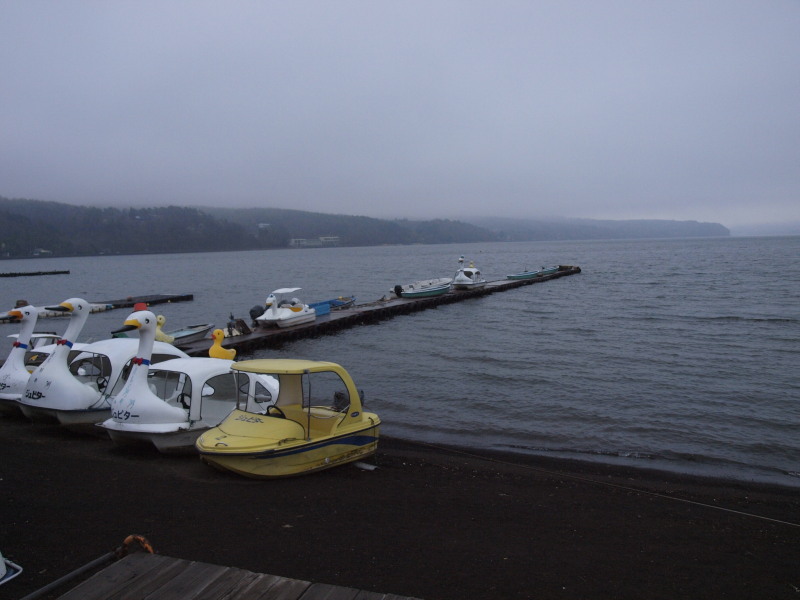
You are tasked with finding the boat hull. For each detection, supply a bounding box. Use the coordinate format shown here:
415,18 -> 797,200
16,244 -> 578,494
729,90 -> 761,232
170,324 -> 214,347
198,423 -> 381,479
56,407 -> 112,434
399,285 -> 450,298
0,395 -> 24,417
258,312 -> 316,328
452,281 -> 487,290
104,425 -> 205,454
18,403 -> 59,423
506,266 -> 559,280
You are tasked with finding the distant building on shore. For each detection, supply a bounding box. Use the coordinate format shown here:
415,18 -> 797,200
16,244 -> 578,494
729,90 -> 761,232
289,236 -> 341,248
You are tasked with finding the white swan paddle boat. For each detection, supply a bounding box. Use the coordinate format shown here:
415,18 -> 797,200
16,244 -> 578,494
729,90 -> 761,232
195,359 -> 381,478
100,356 -> 279,454
18,297 -> 94,423
389,277 -> 452,299
98,309 -> 277,453
57,337 -> 189,430
451,256 -> 487,290
0,304 -> 42,416
255,288 -> 316,328
19,299 -> 188,429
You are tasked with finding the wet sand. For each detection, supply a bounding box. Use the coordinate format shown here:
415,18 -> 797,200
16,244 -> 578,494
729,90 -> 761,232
2,415 -> 799,600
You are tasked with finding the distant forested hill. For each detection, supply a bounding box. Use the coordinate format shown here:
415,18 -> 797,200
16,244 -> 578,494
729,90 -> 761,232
0,196 -> 729,259
0,197 -> 500,258
465,217 -> 730,241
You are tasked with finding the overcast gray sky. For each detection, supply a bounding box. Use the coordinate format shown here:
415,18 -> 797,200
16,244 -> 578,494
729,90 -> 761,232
2,1 -> 798,227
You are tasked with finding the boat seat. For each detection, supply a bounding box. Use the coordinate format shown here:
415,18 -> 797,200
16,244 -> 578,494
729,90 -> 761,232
280,405 -> 342,437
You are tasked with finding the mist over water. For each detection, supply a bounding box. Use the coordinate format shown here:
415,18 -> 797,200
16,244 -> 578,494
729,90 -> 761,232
2,236 -> 798,486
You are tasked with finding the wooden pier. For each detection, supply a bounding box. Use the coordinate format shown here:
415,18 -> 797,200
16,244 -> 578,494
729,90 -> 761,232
181,266 -> 581,357
95,293 -> 195,309
0,269 -> 70,278
52,552 -> 423,600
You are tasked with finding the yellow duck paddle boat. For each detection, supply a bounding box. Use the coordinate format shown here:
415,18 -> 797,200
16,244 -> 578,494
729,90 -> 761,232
195,359 -> 380,478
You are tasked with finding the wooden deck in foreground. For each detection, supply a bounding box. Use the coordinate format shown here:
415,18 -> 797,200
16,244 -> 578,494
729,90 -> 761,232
56,552 -> 422,600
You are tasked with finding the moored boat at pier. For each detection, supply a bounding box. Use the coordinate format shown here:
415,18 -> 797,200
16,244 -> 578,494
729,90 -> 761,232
255,288 -> 316,328
451,256 -> 487,290
391,277 -> 452,299
506,265 -> 559,280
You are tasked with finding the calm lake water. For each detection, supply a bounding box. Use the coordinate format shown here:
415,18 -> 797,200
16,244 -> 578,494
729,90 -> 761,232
2,236 -> 798,486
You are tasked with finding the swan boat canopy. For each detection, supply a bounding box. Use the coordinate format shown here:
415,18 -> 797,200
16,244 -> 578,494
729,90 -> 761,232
98,357 -> 279,453
506,265 -> 560,280
255,288 -> 316,328
451,256 -> 487,290
390,277 -> 452,299
195,359 -> 381,478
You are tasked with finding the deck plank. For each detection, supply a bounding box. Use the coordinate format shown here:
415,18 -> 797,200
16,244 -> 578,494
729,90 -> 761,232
56,553 -> 173,600
188,566 -> 262,599
299,582 -> 366,599
111,557 -> 192,600
142,560 -> 230,599
57,553 -> 421,600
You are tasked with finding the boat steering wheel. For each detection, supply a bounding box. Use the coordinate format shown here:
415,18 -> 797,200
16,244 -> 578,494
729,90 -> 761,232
177,393 -> 191,409
267,405 -> 286,419
95,376 -> 108,391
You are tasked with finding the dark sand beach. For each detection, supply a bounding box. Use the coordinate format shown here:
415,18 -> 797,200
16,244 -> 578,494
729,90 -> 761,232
2,416 -> 799,600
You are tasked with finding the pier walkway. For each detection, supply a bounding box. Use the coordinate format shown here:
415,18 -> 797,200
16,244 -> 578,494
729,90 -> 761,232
181,266 -> 581,357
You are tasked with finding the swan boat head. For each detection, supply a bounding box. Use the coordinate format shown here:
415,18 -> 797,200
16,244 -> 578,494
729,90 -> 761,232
0,304 -> 40,411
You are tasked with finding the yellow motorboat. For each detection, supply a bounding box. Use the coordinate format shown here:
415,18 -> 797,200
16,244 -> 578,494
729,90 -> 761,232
195,359 -> 380,478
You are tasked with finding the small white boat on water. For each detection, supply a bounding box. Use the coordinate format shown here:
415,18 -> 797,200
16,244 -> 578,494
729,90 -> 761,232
506,265 -> 559,280
255,288 -> 316,328
389,277 -> 452,299
451,256 -> 487,290
163,321 -> 215,347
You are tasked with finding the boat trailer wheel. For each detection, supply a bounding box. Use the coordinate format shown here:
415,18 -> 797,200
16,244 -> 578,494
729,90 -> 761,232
267,405 -> 286,419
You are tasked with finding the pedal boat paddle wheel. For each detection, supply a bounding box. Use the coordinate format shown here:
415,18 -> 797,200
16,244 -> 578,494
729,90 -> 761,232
195,359 -> 381,478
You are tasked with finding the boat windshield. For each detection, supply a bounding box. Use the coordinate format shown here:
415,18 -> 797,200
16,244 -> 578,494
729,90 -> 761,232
146,370 -> 189,405
236,373 -> 276,412
199,373 -> 239,422
69,352 -> 112,392
301,371 -> 351,413
103,353 -> 189,397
